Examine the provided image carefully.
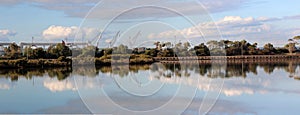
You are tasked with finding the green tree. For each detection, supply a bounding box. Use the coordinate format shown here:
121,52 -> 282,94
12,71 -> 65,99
263,43 -> 276,55
194,43 -> 210,56
290,36 -> 300,53
103,48 -> 113,55
287,43 -> 296,54
33,48 -> 46,59
25,47 -> 45,59
95,48 -> 104,57
47,43 -> 71,58
293,36 -> 300,40
4,43 -> 21,59
248,43 -> 258,55
144,48 -> 158,57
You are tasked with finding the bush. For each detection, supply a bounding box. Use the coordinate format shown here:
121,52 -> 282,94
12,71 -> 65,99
58,56 -> 66,61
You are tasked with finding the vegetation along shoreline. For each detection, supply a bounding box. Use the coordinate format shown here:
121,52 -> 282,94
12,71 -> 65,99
1,36 -> 300,68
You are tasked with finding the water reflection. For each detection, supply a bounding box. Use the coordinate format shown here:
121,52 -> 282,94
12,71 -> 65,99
0,67 -> 72,81
43,77 -> 77,92
1,61 -> 299,81
1,61 -> 300,96
1,61 -> 300,114
0,80 -> 12,90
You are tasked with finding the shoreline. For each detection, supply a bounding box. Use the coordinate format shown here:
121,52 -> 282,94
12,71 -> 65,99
0,55 -> 300,68
155,55 -> 300,64
153,55 -> 300,61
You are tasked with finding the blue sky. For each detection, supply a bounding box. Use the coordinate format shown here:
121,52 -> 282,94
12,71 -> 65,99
0,0 -> 300,47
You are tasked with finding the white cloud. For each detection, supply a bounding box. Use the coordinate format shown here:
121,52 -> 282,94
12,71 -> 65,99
215,16 -> 271,36
42,25 -> 77,40
145,14 -> 300,46
42,25 -> 99,40
0,29 -> 17,41
148,16 -> 276,44
223,16 -> 245,22
0,29 -> 17,36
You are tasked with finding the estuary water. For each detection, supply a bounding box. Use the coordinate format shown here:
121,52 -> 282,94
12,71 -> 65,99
0,61 -> 300,115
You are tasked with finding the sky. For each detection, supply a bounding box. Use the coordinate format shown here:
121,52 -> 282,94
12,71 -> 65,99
0,0 -> 300,47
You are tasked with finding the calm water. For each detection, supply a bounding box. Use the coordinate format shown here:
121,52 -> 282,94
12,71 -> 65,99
1,61 -> 300,114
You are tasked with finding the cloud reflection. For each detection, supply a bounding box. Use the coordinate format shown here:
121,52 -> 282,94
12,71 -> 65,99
0,79 -> 13,90
150,70 -> 299,96
0,83 -> 10,90
43,78 -> 77,92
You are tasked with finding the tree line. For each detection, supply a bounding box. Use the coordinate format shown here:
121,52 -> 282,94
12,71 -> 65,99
1,36 -> 300,60
1,42 -> 71,59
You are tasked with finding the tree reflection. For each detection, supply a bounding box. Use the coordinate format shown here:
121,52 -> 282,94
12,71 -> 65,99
1,60 -> 300,81
0,67 -> 72,81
